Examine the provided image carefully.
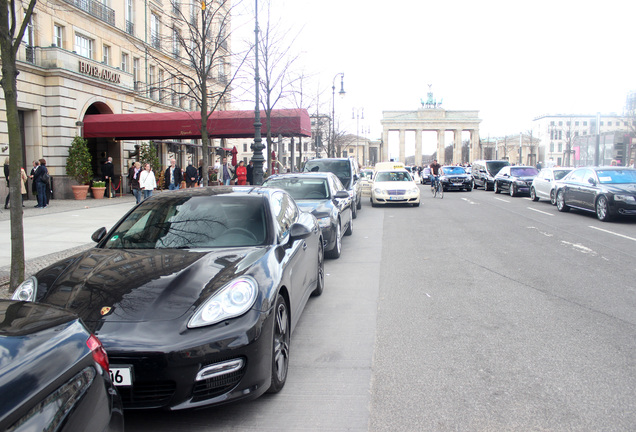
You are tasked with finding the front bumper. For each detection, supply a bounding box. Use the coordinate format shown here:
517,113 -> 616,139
95,307 -> 274,410
372,190 -> 420,205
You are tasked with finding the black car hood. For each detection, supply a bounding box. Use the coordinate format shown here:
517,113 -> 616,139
601,183 -> 636,194
296,200 -> 332,217
35,247 -> 267,325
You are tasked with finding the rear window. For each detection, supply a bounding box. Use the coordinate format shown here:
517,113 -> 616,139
304,160 -> 351,188
486,161 -> 510,175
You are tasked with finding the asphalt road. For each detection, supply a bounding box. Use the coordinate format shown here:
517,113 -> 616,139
122,185 -> 636,431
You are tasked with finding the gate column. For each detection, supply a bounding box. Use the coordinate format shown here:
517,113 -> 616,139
415,129 -> 422,167
454,129 -> 463,164
437,129 -> 445,163
399,129 -> 406,163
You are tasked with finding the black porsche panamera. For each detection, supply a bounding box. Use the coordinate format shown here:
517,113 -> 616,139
13,186 -> 324,410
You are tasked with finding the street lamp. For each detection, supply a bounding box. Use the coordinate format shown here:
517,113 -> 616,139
250,0 -> 264,185
330,73 -> 345,158
352,107 -> 364,162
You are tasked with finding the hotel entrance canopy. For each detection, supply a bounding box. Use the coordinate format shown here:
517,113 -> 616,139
83,109 -> 311,140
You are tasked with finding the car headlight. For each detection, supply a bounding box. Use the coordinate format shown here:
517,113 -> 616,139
374,188 -> 386,195
188,277 -> 258,328
12,276 -> 37,302
408,187 -> 419,194
614,194 -> 636,203
317,216 -> 331,228
514,180 -> 526,186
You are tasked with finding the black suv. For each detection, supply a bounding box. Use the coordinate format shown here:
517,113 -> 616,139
471,160 -> 510,190
303,158 -> 362,218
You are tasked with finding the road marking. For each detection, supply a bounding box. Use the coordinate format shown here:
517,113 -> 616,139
461,198 -> 478,205
527,226 -> 554,237
494,197 -> 510,203
527,207 -> 554,216
588,226 -> 636,242
561,241 -> 597,255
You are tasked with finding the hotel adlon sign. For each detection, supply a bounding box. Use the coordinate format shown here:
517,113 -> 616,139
78,60 -> 121,84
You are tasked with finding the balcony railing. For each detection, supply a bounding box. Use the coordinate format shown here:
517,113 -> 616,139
63,0 -> 115,26
26,46 -> 35,64
126,20 -> 134,36
151,34 -> 161,50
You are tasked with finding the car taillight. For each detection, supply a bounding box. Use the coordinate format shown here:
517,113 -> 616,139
86,334 -> 110,372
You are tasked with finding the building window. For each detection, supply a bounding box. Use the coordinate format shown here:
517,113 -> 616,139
121,53 -> 129,72
53,24 -> 63,48
608,121 -> 612,126
583,121 -> 588,126
550,121 -> 555,126
550,142 -> 555,152
151,13 -> 161,49
74,33 -> 93,59
172,27 -> 180,58
600,121 -> 604,126
103,44 -> 110,65
558,143 -> 562,152
158,70 -> 164,101
575,121 -> 579,126
243,143 -> 248,152
149,66 -> 156,99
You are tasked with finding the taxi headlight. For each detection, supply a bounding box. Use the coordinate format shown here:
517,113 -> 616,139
317,216 -> 331,228
188,277 -> 258,328
12,276 -> 37,302
374,188 -> 386,195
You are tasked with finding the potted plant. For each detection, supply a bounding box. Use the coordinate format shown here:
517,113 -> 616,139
66,136 -> 93,200
91,180 -> 106,199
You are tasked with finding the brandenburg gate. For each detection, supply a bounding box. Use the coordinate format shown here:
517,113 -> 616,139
381,103 -> 482,165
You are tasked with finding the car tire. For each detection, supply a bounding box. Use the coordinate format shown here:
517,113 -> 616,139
465,185 -> 472,192
311,241 -> 325,296
471,179 -> 476,190
356,195 -> 362,210
371,197 -> 377,207
494,181 -> 500,194
344,209 -> 353,236
509,184 -> 516,197
595,195 -> 612,222
325,221 -> 341,259
267,294 -> 290,394
484,181 -> 491,191
352,202 -> 357,219
550,190 -> 557,205
556,189 -> 570,212
530,187 -> 539,201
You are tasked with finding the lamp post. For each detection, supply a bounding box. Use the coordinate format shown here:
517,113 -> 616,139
352,107 -> 364,162
330,73 -> 345,158
250,0 -> 264,185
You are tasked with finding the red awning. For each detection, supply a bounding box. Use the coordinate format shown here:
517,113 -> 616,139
83,109 -> 311,140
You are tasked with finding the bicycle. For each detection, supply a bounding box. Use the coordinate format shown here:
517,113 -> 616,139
430,175 -> 444,199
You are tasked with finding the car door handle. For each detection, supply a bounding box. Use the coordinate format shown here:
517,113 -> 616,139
302,241 -> 307,251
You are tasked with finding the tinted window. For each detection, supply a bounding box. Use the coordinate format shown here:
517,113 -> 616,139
568,169 -> 586,183
442,166 -> 466,175
304,160 -> 352,188
104,195 -> 268,249
486,161 -> 510,175
375,171 -> 412,182
553,169 -> 571,180
270,191 -> 299,243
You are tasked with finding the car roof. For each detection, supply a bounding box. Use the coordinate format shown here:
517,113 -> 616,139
266,172 -> 336,180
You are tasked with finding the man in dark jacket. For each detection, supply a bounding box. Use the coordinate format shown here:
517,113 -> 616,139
246,160 -> 254,185
102,157 -> 115,198
185,161 -> 198,188
164,158 -> 183,190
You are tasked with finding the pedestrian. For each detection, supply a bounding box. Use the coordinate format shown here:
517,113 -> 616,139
33,158 -> 49,208
29,160 -> 39,200
197,159 -> 204,186
3,157 -> 9,209
164,158 -> 183,190
246,160 -> 254,185
220,157 -> 234,186
185,160 -> 198,188
128,161 -> 142,204
236,160 -> 247,185
140,163 -> 157,200
102,157 -> 115,198
19,166 -> 28,206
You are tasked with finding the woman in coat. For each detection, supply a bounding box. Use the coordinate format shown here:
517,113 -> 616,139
236,160 -> 247,185
139,163 -> 157,200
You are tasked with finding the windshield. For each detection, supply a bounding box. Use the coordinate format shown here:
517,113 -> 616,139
375,171 -> 412,182
103,195 -> 268,249
264,177 -> 329,200
442,167 -> 466,175
596,169 -> 636,184
486,161 -> 510,176
511,167 -> 539,177
304,160 -> 351,188
554,169 -> 571,180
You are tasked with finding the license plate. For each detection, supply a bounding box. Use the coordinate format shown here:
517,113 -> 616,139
109,366 -> 133,386
453,183 -> 463,186
389,196 -> 403,200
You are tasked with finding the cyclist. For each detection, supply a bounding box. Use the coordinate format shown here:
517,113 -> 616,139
429,159 -> 441,191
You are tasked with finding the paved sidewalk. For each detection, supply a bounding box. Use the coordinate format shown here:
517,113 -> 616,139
1,195 -> 137,298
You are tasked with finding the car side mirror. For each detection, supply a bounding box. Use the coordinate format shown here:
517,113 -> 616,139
289,222 -> 312,242
334,191 -> 349,199
353,174 -> 359,181
588,178 -> 597,186
91,227 -> 107,243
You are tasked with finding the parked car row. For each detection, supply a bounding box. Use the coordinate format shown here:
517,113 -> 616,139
469,159 -> 636,222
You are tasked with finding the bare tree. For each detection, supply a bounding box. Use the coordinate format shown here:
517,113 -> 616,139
1,0 -> 37,289
129,0 -> 249,185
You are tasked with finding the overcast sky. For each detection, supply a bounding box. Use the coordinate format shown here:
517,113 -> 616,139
232,0 -> 635,157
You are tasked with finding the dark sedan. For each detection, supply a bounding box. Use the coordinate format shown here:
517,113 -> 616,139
263,172 -> 353,259
439,166 -> 473,191
12,186 -> 324,410
555,167 -> 636,221
493,166 -> 539,196
0,300 -> 123,431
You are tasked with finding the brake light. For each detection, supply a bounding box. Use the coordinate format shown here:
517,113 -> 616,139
86,334 -> 110,372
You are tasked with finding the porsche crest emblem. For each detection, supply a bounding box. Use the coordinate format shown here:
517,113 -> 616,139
100,307 -> 112,316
